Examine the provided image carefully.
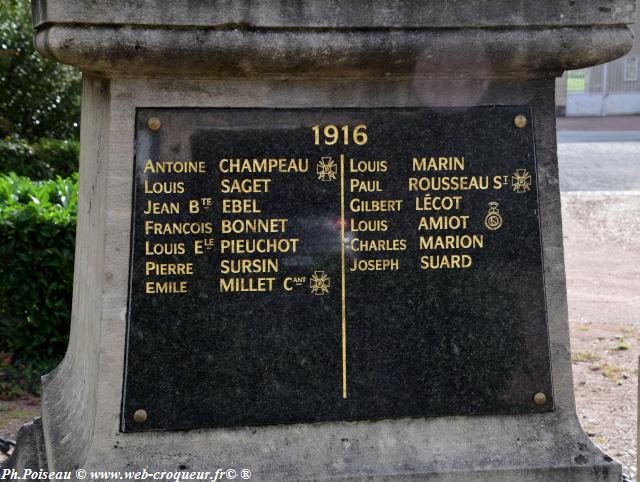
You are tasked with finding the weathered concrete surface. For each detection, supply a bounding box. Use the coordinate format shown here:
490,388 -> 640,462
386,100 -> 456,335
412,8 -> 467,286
31,0 -> 637,28
1,418 -> 47,471
30,1 -> 635,77
39,74 -> 111,474
32,26 -> 634,78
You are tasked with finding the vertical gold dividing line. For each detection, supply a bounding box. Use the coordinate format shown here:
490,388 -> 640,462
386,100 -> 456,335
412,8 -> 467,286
340,153 -> 347,399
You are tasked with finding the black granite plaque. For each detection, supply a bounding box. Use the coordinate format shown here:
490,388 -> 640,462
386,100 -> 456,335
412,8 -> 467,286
122,106 -> 553,432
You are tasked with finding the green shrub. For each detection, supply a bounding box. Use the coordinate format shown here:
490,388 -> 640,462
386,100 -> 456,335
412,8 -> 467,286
0,354 -> 54,398
0,173 -> 77,397
0,138 -> 79,179
0,0 -> 81,140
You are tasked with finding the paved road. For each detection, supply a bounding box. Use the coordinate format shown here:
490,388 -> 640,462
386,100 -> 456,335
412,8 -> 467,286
558,131 -> 640,143
557,139 -> 640,191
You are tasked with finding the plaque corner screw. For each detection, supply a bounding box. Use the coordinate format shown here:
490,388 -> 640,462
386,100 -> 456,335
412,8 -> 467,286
514,114 -> 528,129
147,117 -> 162,131
133,409 -> 148,423
533,392 -> 547,405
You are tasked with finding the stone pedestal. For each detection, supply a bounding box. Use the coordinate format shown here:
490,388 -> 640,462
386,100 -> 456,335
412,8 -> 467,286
3,1 -> 635,480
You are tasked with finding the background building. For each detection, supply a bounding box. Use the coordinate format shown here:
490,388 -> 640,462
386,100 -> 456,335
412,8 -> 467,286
557,19 -> 640,116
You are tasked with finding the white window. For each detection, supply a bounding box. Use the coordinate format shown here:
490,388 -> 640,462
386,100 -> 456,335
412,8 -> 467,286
624,56 -> 638,82
566,69 -> 588,93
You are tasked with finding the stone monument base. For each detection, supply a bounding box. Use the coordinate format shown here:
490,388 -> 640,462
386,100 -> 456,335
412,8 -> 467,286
5,2 -> 632,479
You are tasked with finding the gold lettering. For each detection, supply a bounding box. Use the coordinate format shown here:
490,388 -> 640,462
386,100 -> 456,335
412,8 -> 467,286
412,156 -> 464,171
419,235 -> 484,250
417,215 -> 470,231
219,238 -> 299,255
221,199 -> 261,213
415,195 -> 463,211
349,199 -> 402,212
219,277 -> 276,292
220,218 -> 288,234
145,262 -> 193,276
420,254 -> 473,270
144,160 -> 206,174
219,158 -> 308,173
408,176 -> 489,192
220,258 -> 279,274
349,178 -> 382,192
349,159 -> 387,173
351,238 -> 407,252
144,180 -> 185,194
350,219 -> 388,232
145,281 -> 188,294
349,258 -> 399,271
144,222 -> 213,235
143,200 -> 180,215
220,178 -> 272,194
145,242 -> 186,255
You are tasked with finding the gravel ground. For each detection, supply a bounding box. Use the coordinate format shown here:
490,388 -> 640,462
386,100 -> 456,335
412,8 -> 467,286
563,192 -> 639,481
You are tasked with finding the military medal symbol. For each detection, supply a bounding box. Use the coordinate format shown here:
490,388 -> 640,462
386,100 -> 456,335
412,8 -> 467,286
310,271 -> 330,295
512,169 -> 532,193
484,201 -> 503,231
316,157 -> 337,181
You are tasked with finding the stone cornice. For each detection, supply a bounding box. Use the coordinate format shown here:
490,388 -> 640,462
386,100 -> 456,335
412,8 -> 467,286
33,24 -> 633,78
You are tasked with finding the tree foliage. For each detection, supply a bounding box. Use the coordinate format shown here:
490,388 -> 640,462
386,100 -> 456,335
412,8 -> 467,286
0,0 -> 81,140
0,137 -> 79,179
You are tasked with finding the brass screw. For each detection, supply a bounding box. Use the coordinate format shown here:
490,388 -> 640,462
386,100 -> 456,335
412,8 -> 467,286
133,409 -> 148,423
514,114 -> 527,129
147,117 -> 161,131
533,392 -> 547,405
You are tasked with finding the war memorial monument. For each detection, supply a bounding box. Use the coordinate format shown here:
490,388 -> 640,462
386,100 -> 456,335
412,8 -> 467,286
2,0 -> 637,480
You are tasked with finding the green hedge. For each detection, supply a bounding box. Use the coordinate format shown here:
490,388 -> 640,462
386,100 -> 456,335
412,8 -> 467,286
0,173 -> 77,396
0,138 -> 79,180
